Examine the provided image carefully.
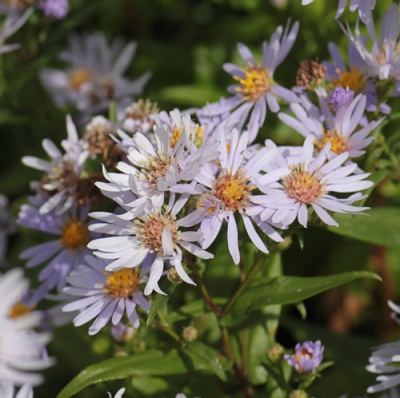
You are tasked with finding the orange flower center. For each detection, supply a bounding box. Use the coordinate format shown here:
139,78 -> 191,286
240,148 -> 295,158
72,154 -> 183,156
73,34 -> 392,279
333,67 -> 365,94
69,68 -> 93,90
62,220 -> 90,251
9,302 -> 34,319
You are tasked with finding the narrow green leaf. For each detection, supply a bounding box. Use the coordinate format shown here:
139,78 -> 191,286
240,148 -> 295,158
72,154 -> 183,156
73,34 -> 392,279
329,207 -> 400,248
220,271 -> 380,327
183,341 -> 228,381
57,347 -> 224,398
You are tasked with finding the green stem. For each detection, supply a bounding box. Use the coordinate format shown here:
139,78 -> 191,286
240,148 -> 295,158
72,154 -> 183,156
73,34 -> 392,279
192,271 -> 222,317
154,310 -> 181,343
222,252 -> 265,317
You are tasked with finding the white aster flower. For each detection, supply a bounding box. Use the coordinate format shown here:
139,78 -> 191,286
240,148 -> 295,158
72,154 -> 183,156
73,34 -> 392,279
195,128 -> 283,265
88,194 -> 213,295
97,114 -> 218,214
40,32 -> 151,116
63,255 -> 150,335
343,3 -> 400,80
278,93 -> 382,159
0,2 -> 33,55
0,269 -> 53,386
0,381 -> 33,398
122,98 -> 159,135
198,20 -> 299,143
253,136 -> 373,228
21,115 -> 88,214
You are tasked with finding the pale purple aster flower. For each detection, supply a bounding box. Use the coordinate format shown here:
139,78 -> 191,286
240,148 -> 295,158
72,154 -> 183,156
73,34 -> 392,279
336,0 -> 376,24
21,115 -> 88,215
0,381 -> 33,398
323,39 -> 389,114
121,99 -> 159,135
366,301 -> 400,394
63,255 -> 150,335
41,0 -> 68,19
195,128 -> 284,265
40,32 -> 151,116
328,87 -> 355,111
343,3 -> 400,81
198,21 -> 299,143
284,340 -> 324,373
18,197 -> 96,298
97,115 -> 218,214
88,194 -> 213,295
278,93 -> 382,159
253,136 -> 373,228
0,269 -> 53,386
107,388 -> 125,398
0,3 -> 33,55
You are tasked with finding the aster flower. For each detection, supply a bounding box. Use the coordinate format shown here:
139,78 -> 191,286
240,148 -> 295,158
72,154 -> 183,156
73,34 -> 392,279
195,128 -> 284,265
40,0 -> 68,19
278,93 -> 382,159
122,98 -> 159,135
197,21 -> 299,142
367,301 -> 400,394
18,196 -> 96,298
0,268 -> 53,386
328,87 -> 355,111
63,255 -> 150,335
343,3 -> 400,81
301,0 -> 376,24
107,389 -> 125,398
40,32 -> 151,116
97,114 -> 219,213
284,340 -> 324,373
88,194 -> 213,295
0,381 -> 33,398
324,38 -> 390,114
0,2 -> 33,55
253,136 -> 373,228
83,115 -> 115,158
22,115 -> 88,214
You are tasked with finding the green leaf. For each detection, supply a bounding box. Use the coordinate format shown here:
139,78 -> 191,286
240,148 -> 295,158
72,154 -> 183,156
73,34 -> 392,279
57,347 -> 227,398
147,280 -> 176,326
183,341 -> 228,381
220,271 -> 380,327
329,207 -> 400,249
156,85 -> 224,107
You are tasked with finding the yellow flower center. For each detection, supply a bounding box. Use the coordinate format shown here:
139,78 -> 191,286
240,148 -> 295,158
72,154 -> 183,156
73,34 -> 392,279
103,268 -> 140,299
213,169 -> 254,212
283,164 -> 326,204
134,211 -> 180,255
8,302 -> 34,319
316,130 -> 348,155
62,220 -> 90,251
170,124 -> 204,148
234,65 -> 271,102
333,67 -> 365,94
69,68 -> 93,90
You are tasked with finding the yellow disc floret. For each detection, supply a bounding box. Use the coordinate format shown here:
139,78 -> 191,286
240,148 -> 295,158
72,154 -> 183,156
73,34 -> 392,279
104,268 -> 140,299
213,169 -> 254,212
234,65 -> 271,102
316,129 -> 348,155
332,67 -> 365,94
62,220 -> 90,251
69,68 -> 93,90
